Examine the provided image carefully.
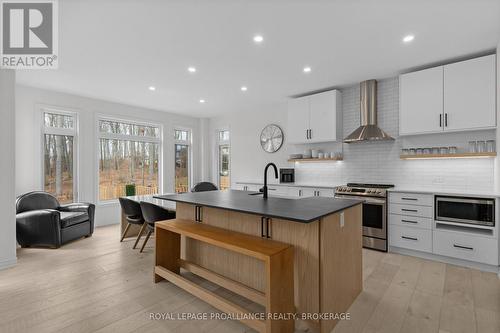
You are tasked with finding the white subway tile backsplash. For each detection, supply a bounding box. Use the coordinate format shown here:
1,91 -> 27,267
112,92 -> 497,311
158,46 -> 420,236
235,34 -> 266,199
295,77 -> 495,192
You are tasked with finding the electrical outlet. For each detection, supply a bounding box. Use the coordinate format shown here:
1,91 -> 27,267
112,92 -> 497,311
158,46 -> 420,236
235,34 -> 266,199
340,212 -> 345,228
432,177 -> 444,184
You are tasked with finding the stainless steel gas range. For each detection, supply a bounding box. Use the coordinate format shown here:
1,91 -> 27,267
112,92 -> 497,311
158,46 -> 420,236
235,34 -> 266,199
335,183 -> 394,252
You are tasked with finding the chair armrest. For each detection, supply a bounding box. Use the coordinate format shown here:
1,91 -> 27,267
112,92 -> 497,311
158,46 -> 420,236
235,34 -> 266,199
16,209 -> 61,247
59,203 -> 96,235
59,203 -> 91,213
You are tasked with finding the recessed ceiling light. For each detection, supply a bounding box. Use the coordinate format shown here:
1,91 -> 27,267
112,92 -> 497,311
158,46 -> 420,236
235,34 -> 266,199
303,66 -> 312,73
253,35 -> 264,43
199,99 -> 205,103
187,66 -> 196,73
241,86 -> 248,92
403,34 -> 415,43
148,86 -> 156,91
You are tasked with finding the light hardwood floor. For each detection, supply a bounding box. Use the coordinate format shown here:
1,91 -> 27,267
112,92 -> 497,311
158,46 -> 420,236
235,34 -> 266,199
0,224 -> 498,333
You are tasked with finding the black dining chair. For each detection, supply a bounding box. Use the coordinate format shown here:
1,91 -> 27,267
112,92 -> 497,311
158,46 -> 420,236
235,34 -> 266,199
139,201 -> 176,253
118,197 -> 146,249
192,182 -> 218,192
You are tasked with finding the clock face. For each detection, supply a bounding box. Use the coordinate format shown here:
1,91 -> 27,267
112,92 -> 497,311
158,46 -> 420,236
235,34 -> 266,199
260,124 -> 284,153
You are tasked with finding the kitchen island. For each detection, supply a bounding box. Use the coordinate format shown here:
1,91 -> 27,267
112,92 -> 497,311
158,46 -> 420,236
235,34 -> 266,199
155,190 -> 363,333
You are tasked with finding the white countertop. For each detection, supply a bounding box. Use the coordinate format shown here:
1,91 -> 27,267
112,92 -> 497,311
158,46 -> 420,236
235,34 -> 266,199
389,187 -> 500,198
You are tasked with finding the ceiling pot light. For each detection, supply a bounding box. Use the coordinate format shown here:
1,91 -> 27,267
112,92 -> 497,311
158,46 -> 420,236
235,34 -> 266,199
148,86 -> 156,91
253,35 -> 264,43
403,34 -> 415,43
187,67 -> 196,73
303,66 -> 312,73
199,99 -> 205,103
241,86 -> 248,91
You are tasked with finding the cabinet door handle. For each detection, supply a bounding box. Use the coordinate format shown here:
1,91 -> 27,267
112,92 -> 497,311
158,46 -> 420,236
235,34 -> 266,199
305,129 -> 308,140
298,189 -> 302,196
453,244 -> 473,251
401,208 -> 418,212
195,206 -> 203,222
309,129 -> 312,139
402,236 -> 418,241
260,217 -> 265,237
401,219 -> 418,224
445,113 -> 448,127
401,197 -> 418,201
439,114 -> 442,127
266,218 -> 271,239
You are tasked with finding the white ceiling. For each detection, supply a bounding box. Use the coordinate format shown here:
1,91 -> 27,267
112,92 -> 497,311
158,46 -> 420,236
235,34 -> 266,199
16,0 -> 500,118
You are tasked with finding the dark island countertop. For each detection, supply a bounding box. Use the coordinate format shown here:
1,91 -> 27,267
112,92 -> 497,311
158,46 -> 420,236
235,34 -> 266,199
154,190 -> 362,223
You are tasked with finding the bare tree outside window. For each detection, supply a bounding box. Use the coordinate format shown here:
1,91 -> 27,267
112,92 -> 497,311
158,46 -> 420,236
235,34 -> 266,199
217,130 -> 230,190
98,119 -> 161,201
43,111 -> 77,203
174,129 -> 191,193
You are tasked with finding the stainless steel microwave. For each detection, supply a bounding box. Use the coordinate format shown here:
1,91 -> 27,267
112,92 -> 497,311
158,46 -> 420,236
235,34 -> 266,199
435,196 -> 495,227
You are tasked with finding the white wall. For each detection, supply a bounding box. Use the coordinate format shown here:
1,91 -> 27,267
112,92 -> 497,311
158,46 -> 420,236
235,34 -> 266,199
15,85 -> 203,227
0,70 -> 17,269
208,102 -> 291,186
210,77 -> 496,192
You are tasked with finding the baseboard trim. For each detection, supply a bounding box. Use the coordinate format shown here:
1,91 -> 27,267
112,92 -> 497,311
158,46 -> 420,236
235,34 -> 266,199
389,246 -> 500,276
0,257 -> 17,270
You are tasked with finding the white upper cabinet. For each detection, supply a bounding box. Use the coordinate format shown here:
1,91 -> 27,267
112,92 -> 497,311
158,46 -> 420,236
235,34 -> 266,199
444,54 -> 496,131
287,90 -> 342,144
400,66 -> 444,135
399,54 -> 496,136
287,97 -> 310,144
308,90 -> 342,143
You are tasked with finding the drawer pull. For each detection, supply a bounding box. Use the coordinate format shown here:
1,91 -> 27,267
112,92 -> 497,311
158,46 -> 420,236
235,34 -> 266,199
401,219 -> 418,224
401,197 -> 418,201
401,236 -> 418,241
401,209 -> 418,212
453,244 -> 474,251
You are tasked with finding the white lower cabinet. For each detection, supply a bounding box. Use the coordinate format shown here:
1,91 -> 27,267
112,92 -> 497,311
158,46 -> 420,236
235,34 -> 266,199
389,214 -> 432,230
389,225 -> 433,252
433,230 -> 498,266
389,203 -> 433,218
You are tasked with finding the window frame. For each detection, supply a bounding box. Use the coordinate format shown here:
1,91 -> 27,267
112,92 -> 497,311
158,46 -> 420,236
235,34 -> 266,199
41,107 -> 79,203
173,127 -> 192,193
96,115 -> 163,204
216,129 -> 230,190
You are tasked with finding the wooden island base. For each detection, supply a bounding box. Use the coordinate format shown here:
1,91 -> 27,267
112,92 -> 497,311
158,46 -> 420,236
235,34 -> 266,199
154,219 -> 295,333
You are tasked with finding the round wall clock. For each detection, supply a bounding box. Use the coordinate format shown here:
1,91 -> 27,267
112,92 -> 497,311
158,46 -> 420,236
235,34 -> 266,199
260,124 -> 284,153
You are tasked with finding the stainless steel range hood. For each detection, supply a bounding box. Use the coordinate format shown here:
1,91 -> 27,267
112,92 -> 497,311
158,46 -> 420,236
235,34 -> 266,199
343,80 -> 394,143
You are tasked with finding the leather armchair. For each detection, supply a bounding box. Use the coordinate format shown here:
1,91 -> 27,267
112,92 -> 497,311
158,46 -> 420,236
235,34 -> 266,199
16,191 -> 95,248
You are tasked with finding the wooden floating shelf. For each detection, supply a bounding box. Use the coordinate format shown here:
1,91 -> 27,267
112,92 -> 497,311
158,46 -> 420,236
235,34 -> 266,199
400,152 -> 497,159
288,157 -> 343,162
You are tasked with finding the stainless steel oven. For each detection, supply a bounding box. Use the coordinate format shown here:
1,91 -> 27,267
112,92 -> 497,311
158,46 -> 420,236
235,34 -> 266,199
435,196 -> 495,227
335,183 -> 394,252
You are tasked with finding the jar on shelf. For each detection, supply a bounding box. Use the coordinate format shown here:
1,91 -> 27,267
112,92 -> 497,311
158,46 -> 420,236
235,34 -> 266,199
439,147 -> 449,154
468,141 -> 477,153
477,141 -> 486,153
486,140 -> 496,153
449,146 -> 457,154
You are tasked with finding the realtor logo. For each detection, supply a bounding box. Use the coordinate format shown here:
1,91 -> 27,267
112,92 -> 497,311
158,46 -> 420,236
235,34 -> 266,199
1,0 -> 58,69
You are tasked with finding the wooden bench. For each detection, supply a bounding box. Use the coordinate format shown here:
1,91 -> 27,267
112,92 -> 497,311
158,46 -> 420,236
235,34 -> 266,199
154,219 -> 295,333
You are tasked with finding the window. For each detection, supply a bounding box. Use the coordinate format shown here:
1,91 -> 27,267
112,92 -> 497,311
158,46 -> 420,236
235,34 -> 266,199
217,130 -> 230,190
98,118 -> 161,201
43,110 -> 78,203
174,129 -> 191,193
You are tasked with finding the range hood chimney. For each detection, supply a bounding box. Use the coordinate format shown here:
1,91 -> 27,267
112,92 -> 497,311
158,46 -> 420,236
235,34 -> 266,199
343,79 -> 394,143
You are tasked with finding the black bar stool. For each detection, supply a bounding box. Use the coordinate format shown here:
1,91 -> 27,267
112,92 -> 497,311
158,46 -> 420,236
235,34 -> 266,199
139,201 -> 176,253
192,182 -> 218,192
118,197 -> 146,249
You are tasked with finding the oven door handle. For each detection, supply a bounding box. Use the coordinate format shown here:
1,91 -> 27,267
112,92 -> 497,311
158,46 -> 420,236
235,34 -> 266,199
335,195 -> 386,205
